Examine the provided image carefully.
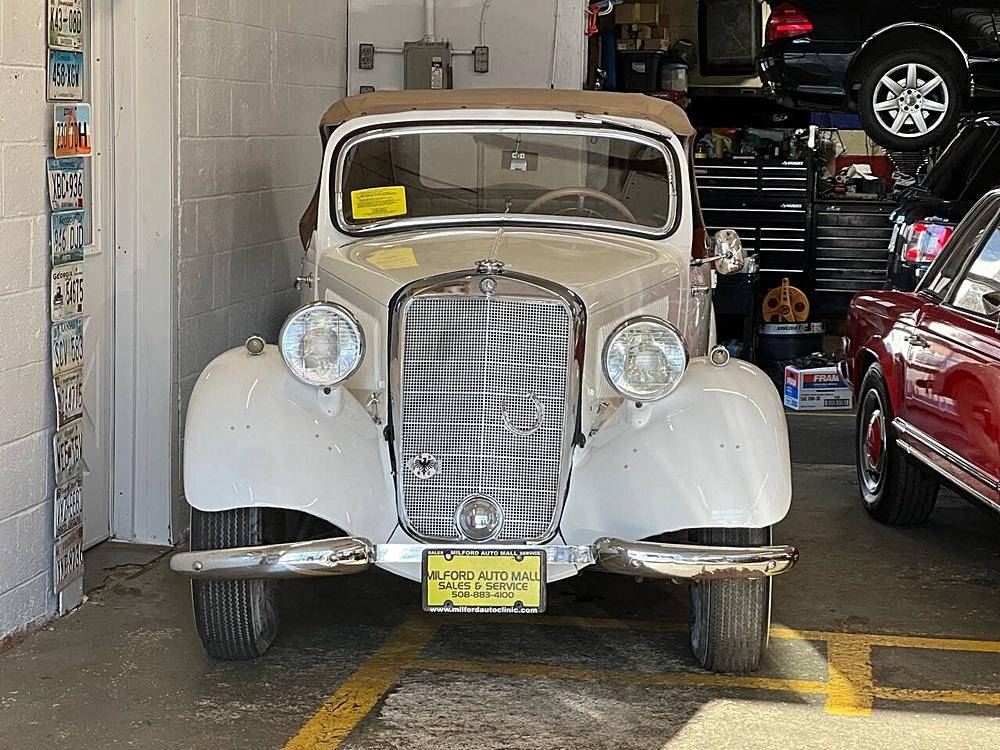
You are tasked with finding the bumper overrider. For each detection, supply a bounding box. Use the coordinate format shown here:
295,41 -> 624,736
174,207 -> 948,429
170,537 -> 799,581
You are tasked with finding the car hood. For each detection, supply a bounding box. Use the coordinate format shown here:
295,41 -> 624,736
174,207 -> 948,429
320,227 -> 686,311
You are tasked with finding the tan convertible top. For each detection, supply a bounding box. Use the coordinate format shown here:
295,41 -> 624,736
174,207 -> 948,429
300,89 -> 694,248
319,88 -> 695,136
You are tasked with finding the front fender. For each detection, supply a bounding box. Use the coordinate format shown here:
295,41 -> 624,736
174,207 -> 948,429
183,346 -> 396,543
560,357 -> 791,544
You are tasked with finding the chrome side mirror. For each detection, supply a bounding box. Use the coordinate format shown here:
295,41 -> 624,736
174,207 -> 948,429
983,291 -> 1000,327
692,229 -> 747,275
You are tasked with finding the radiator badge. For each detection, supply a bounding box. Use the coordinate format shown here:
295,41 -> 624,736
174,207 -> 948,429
502,394 -> 545,437
409,452 -> 439,480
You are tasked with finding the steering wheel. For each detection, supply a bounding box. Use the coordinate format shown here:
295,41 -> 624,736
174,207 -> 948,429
524,187 -> 637,224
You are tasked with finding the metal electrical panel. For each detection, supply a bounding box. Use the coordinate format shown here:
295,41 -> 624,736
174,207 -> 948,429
403,41 -> 453,90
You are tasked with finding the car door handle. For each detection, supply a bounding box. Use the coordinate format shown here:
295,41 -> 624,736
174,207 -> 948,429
906,334 -> 930,348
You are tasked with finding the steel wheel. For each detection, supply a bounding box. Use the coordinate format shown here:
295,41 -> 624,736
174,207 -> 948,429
872,62 -> 950,140
858,387 -> 887,498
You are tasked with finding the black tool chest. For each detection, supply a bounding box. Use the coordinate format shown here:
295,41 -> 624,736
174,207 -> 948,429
696,154 -> 894,321
810,201 -> 895,318
695,156 -> 814,296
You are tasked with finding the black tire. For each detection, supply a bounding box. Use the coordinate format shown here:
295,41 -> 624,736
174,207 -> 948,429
856,364 -> 939,525
190,507 -> 281,660
858,49 -> 963,151
688,526 -> 771,674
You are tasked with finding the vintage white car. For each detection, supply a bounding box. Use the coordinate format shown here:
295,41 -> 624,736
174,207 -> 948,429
171,90 -> 797,673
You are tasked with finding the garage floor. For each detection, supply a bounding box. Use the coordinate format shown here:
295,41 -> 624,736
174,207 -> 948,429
1,414 -> 999,749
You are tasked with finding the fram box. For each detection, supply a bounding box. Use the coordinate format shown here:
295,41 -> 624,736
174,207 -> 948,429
784,366 -> 854,411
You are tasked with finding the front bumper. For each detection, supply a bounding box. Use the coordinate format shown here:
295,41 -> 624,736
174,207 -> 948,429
170,536 -> 799,582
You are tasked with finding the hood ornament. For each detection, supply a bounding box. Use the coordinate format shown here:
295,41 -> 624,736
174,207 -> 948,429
475,258 -> 505,275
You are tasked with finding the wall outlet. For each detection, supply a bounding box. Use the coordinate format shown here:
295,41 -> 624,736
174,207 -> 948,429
359,43 -> 375,70
474,45 -> 489,74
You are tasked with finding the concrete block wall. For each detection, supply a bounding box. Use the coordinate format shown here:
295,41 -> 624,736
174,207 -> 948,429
174,1 -> 348,521
0,1 -> 59,639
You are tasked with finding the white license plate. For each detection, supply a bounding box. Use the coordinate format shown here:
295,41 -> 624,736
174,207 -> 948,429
48,49 -> 83,101
54,367 -> 84,428
54,477 -> 83,537
48,0 -> 83,50
47,157 -> 85,211
51,209 -> 85,265
51,262 -> 84,323
51,317 -> 84,375
53,525 -> 84,593
53,419 -> 83,486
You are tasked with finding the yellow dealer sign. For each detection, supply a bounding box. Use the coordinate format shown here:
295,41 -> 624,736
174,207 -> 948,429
423,549 -> 545,613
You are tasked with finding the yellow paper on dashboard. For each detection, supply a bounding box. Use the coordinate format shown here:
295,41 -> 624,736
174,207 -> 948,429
351,186 -> 408,219
367,247 -> 418,270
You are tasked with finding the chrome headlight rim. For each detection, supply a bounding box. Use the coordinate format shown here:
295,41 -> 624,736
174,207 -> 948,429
278,300 -> 366,388
602,315 -> 689,403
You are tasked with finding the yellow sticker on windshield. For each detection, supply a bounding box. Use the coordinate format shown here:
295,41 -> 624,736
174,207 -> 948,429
351,186 -> 407,220
367,247 -> 418,270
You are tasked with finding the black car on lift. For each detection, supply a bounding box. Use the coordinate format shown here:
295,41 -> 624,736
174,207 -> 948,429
757,2 -> 1000,150
887,113 -> 1000,289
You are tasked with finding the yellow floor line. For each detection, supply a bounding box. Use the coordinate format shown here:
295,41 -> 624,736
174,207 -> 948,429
283,613 -> 440,750
824,639 -> 874,716
413,657 -> 830,696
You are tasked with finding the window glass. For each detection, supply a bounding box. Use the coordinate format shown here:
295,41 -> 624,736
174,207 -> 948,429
951,225 -> 1000,316
921,199 -> 996,297
337,126 -> 675,232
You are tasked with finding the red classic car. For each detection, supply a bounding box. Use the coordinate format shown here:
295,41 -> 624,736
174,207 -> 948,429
843,189 -> 1000,523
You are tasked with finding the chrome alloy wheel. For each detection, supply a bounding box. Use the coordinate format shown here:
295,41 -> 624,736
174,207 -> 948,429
872,62 -> 950,139
859,388 -> 887,496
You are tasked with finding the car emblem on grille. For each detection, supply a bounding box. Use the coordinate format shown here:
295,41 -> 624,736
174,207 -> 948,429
409,452 -> 439,479
475,258 -> 505,275
502,394 -> 545,437
479,276 -> 497,296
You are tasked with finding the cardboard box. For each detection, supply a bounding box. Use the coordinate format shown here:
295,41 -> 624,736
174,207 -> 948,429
620,24 -> 670,40
615,3 -> 659,26
642,39 -> 671,51
784,366 -> 854,411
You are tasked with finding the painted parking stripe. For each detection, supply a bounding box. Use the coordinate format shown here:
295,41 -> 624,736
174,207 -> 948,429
283,614 -> 440,750
285,614 -> 1000,745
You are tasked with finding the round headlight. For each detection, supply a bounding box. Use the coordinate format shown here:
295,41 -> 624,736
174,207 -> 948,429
603,316 -> 688,402
279,302 -> 365,387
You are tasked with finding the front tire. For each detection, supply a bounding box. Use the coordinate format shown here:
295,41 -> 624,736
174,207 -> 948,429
190,507 -> 281,660
856,364 -> 939,525
688,527 -> 771,674
858,49 -> 962,151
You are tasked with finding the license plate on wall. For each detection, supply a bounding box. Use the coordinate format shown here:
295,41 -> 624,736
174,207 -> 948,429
47,157 -> 85,211
51,317 -> 84,376
48,49 -> 84,101
53,525 -> 84,593
54,367 -> 84,428
53,419 -> 83,486
423,548 -> 546,613
51,209 -> 85,265
51,262 -> 84,322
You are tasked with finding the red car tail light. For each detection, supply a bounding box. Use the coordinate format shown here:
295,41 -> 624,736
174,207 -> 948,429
902,221 -> 954,264
765,3 -> 814,43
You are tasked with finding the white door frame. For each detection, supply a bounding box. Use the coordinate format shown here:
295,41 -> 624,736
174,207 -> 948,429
111,0 -> 176,545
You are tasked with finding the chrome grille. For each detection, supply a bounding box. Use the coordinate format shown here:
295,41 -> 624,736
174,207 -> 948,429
398,292 -> 574,541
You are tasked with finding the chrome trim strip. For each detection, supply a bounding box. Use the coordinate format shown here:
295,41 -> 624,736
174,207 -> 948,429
333,124 -> 679,239
389,270 -> 586,545
171,537 -> 800,582
892,417 -> 999,491
895,438 -> 1000,514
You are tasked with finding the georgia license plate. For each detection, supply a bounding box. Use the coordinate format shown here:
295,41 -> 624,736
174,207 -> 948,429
423,548 -> 546,614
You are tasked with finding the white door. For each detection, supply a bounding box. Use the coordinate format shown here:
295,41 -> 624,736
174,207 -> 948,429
79,0 -> 113,548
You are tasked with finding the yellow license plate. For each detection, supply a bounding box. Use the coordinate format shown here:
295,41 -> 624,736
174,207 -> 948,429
422,549 -> 546,613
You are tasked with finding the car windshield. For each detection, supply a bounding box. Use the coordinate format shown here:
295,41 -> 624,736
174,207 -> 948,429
335,125 -> 676,233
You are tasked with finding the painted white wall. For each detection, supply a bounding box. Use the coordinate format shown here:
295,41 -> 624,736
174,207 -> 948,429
0,2 -> 59,640
173,1 -> 349,534
347,0 -> 587,93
